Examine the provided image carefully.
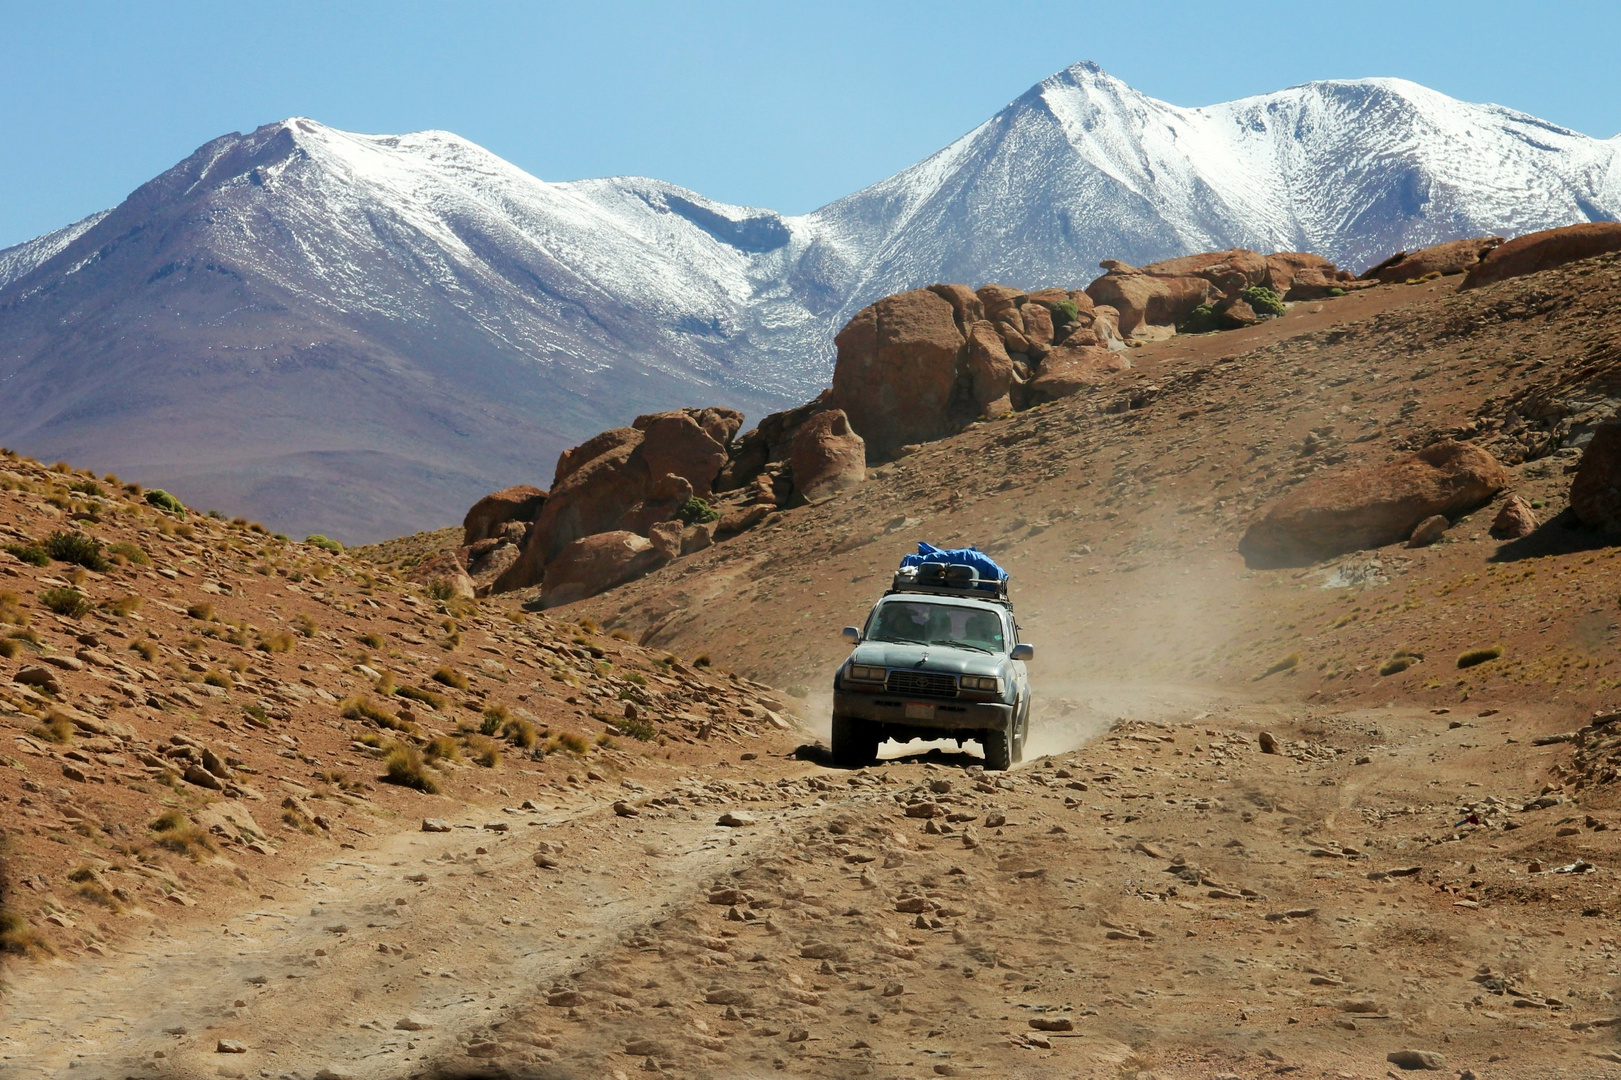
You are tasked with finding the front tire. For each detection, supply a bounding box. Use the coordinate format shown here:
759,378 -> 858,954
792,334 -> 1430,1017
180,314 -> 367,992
982,724 -> 1012,771
831,714 -> 879,768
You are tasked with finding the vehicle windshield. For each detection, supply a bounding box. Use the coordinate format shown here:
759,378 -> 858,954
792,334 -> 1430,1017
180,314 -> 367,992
866,601 -> 1006,653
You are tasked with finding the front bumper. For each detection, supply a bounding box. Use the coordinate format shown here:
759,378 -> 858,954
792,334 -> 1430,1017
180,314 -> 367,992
833,688 -> 1012,732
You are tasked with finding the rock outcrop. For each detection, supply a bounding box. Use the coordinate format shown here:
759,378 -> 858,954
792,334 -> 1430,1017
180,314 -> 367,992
1571,420 -> 1621,532
830,289 -> 970,457
462,485 -> 547,546
1026,344 -> 1131,404
1239,441 -> 1509,568
788,410 -> 866,505
539,531 -> 676,609
1461,223 -> 1621,291
1361,237 -> 1504,283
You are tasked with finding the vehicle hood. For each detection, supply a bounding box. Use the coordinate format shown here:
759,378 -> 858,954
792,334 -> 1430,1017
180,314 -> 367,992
849,640 -> 1007,677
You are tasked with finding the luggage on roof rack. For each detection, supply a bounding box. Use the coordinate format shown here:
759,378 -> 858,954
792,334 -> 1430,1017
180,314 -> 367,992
889,561 -> 1010,604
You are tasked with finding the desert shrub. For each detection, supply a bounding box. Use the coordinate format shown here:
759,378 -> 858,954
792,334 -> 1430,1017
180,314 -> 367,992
480,703 -> 509,736
186,602 -> 215,621
67,479 -> 103,497
257,630 -> 295,653
1254,652 -> 1301,680
341,695 -> 409,731
242,703 -> 272,727
1379,657 -> 1414,676
3,543 -> 48,566
359,632 -> 386,649
103,595 -> 144,617
144,489 -> 185,514
677,497 -> 721,525
625,671 -> 646,686
130,638 -> 158,662
502,716 -> 537,749
550,730 -> 590,756
32,711 -> 73,744
1177,304 -> 1220,334
432,666 -> 469,690
294,613 -> 318,637
0,910 -> 54,958
610,629 -> 632,642
305,534 -> 343,553
1049,298 -> 1080,325
395,684 -> 446,710
692,654 -> 712,668
466,735 -> 502,768
203,670 -> 232,689
382,744 -> 439,792
615,716 -> 657,741
47,531 -> 110,571
0,638 -> 19,660
1326,287 -> 1345,297
107,540 -> 149,566
427,579 -> 456,601
39,587 -> 90,618
0,592 -> 27,626
1458,645 -> 1504,669
70,870 -> 120,910
424,735 -> 461,763
149,809 -> 214,859
1240,285 -> 1286,317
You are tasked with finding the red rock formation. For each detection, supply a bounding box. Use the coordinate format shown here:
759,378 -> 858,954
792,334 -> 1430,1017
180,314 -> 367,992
1461,223 -> 1621,290
788,410 -> 866,505
1361,237 -> 1504,283
1239,441 -> 1509,568
1571,421 -> 1621,531
830,288 -> 968,458
462,485 -> 546,546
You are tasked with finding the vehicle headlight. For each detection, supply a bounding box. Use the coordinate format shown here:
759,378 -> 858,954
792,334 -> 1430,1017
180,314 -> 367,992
960,675 -> 1003,693
847,664 -> 887,683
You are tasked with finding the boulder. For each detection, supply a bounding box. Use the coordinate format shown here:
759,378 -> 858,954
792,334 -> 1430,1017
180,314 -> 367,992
553,427 -> 641,488
1019,302 -> 1054,346
1362,237 -> 1504,283
1239,441 -> 1509,568
1407,514 -> 1449,547
830,288 -> 967,458
964,321 -> 1018,416
1143,248 -> 1269,290
925,284 -> 984,332
975,284 -> 1026,323
680,520 -> 718,555
1490,494 -> 1538,538
1570,420 -> 1621,531
1264,252 -> 1339,295
462,485 -> 546,546
540,531 -> 674,608
789,410 -> 866,504
632,409 -> 735,498
717,504 -> 772,536
716,394 -> 829,494
1026,344 -> 1131,404
1084,270 -> 1210,337
1089,306 -> 1126,350
1217,297 -> 1260,328
1461,223 -> 1621,290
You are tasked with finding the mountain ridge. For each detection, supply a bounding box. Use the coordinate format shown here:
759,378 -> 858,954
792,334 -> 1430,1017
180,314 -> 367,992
3,62 -> 1618,541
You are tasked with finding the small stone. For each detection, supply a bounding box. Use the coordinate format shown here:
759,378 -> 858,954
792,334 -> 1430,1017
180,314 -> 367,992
985,811 -> 1007,828
395,1015 -> 432,1031
421,818 -> 451,832
1386,1049 -> 1446,1070
14,666 -> 62,694
933,1065 -> 960,1077
216,1040 -> 248,1054
882,981 -> 905,997
1491,494 -> 1538,539
1408,514 -> 1449,547
1029,1016 -> 1074,1032
1258,731 -> 1278,754
786,1028 -> 809,1043
613,800 -> 639,817
1026,1033 -> 1052,1049
533,852 -> 559,869
315,1068 -> 359,1080
717,811 -> 756,827
482,821 -> 509,832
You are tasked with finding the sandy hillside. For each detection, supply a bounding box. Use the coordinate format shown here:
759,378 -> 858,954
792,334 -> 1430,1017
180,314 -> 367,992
6,256 -> 1621,1079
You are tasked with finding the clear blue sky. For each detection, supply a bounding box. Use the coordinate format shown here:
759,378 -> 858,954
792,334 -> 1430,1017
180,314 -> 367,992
3,0 -> 1618,249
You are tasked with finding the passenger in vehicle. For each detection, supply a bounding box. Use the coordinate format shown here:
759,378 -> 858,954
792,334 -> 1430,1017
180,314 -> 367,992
962,611 -> 1005,652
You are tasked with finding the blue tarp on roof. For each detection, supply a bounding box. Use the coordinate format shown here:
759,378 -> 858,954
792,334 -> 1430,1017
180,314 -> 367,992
899,542 -> 1009,582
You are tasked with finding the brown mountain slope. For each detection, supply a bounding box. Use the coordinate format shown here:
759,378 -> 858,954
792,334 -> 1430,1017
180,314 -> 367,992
566,254 -> 1621,721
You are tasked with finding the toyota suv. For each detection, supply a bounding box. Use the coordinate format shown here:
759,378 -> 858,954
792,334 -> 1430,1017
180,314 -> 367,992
831,559 -> 1033,769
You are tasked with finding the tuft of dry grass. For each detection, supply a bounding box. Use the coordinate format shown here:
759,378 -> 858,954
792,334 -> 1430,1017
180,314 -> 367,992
1458,645 -> 1504,669
294,613 -> 318,637
258,630 -> 295,654
1254,652 -> 1301,680
424,735 -> 462,763
502,716 -> 537,749
549,730 -> 590,756
131,638 -> 158,662
39,586 -> 90,618
186,602 -> 214,621
149,809 -> 215,860
466,735 -> 503,768
432,665 -> 469,690
359,632 -> 386,650
0,910 -> 55,958
382,744 -> 439,793
31,710 -> 73,744
104,595 -> 144,617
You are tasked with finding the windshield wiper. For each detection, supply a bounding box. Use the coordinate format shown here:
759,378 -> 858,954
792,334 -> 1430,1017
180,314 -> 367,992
933,639 -> 993,654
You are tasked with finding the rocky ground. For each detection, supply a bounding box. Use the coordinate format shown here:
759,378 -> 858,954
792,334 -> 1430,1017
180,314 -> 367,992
7,255 -> 1621,1078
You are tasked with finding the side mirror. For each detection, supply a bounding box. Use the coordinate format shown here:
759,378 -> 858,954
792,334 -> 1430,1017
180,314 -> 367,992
841,626 -> 861,644
1010,643 -> 1034,661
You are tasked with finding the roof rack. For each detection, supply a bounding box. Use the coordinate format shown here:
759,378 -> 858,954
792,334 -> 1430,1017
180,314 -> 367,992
887,563 -> 1011,606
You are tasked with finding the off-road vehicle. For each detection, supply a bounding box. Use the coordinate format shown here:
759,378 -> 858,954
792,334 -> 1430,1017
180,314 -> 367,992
831,552 -> 1033,769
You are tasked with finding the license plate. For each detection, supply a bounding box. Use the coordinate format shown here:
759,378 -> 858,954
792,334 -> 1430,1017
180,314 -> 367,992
904,702 -> 935,721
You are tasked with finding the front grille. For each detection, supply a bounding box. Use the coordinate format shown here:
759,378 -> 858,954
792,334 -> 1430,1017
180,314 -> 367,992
885,670 -> 958,699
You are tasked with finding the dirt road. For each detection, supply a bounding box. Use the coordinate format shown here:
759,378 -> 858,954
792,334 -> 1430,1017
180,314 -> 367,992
6,684 -> 1620,1080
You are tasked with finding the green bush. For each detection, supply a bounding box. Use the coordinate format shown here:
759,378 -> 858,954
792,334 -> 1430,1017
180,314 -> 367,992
1049,298 -> 1080,326
615,717 -> 657,741
1177,304 -> 1221,334
144,489 -> 185,514
107,540 -> 149,566
1240,285 -> 1286,317
3,543 -> 48,567
67,479 -> 103,497
305,534 -> 343,553
677,497 -> 721,525
427,579 -> 456,601
47,531 -> 110,572
39,587 -> 90,618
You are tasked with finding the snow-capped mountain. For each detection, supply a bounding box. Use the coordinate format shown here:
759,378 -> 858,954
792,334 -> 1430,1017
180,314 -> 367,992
2,62 -> 1617,541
